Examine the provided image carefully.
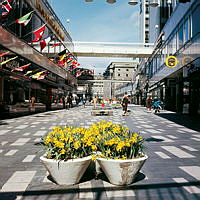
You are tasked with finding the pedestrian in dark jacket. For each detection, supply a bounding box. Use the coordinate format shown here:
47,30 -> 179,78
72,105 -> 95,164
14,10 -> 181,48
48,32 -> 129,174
122,92 -> 129,116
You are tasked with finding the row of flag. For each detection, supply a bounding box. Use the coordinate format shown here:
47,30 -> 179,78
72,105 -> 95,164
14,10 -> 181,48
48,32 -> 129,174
0,1 -> 59,51
0,51 -> 48,80
0,0 -> 83,78
0,49 -> 88,79
0,0 -> 12,16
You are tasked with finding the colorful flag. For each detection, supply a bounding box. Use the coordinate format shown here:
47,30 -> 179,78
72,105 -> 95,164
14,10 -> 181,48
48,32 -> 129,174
29,24 -> 46,43
0,56 -> 18,65
0,51 -> 9,58
70,65 -> 77,69
40,36 -> 51,51
66,57 -> 73,63
15,11 -> 33,26
70,61 -> 78,65
37,71 -> 48,80
31,71 -> 46,79
76,70 -> 83,77
1,0 -> 12,16
51,42 -> 61,48
58,49 -> 67,56
24,70 -> 33,76
59,54 -> 67,62
12,63 -> 31,72
57,60 -> 65,66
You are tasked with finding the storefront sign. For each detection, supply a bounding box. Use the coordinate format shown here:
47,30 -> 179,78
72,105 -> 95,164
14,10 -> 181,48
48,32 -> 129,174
36,0 -> 64,41
181,56 -> 193,66
165,56 -> 178,68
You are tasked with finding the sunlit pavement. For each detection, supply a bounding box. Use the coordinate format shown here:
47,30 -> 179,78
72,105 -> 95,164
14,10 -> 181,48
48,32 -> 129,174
0,105 -> 199,200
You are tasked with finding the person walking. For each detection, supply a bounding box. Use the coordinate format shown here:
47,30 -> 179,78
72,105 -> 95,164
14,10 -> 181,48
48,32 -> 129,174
93,96 -> 97,108
30,96 -> 36,107
62,95 -> 66,109
68,94 -> 73,108
122,92 -> 129,116
65,95 -> 69,109
146,96 -> 152,112
82,95 -> 86,108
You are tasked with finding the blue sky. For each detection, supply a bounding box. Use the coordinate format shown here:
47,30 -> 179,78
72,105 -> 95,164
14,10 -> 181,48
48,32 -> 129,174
48,0 -> 140,73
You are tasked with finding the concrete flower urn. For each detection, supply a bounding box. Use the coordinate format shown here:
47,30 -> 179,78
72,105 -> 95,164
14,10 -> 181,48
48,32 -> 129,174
40,155 -> 92,185
97,155 -> 148,185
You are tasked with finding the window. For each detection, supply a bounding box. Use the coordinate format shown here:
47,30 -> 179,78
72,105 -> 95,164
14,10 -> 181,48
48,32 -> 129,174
171,33 -> 177,54
118,69 -> 120,71
118,74 -> 120,76
126,74 -> 129,77
178,25 -> 184,49
184,19 -> 189,43
126,69 -> 129,71
192,4 -> 200,37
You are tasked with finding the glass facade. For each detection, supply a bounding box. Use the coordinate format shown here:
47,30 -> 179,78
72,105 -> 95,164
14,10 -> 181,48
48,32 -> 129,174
148,1 -> 199,80
0,0 -> 76,116
137,0 -> 200,114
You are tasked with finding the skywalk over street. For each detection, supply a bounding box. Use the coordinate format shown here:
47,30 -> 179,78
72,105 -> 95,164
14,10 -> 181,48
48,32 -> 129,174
0,105 -> 200,200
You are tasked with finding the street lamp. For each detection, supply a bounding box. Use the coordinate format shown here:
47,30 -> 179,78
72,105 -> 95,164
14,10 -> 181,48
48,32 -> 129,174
85,0 -> 116,3
128,0 -> 160,7
149,0 -> 159,7
106,0 -> 116,3
128,0 -> 139,6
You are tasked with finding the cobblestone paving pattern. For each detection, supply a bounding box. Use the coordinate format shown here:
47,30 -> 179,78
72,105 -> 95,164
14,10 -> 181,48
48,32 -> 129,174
0,105 -> 199,200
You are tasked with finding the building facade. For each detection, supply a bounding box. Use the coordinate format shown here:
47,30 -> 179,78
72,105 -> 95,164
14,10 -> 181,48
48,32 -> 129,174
0,0 -> 76,116
103,61 -> 138,99
91,75 -> 104,98
138,0 -> 200,114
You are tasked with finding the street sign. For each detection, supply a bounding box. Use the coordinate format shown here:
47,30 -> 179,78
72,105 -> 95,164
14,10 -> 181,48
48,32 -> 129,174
165,56 -> 178,68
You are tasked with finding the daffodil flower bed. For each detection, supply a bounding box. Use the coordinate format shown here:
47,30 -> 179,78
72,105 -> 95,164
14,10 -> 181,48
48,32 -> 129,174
41,120 -> 145,161
42,126 -> 96,160
89,121 -> 145,160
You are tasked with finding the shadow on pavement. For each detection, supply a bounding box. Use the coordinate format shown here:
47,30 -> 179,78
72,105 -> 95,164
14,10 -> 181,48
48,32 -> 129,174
0,180 -> 199,200
0,121 -> 9,126
145,137 -> 164,142
156,113 -> 200,132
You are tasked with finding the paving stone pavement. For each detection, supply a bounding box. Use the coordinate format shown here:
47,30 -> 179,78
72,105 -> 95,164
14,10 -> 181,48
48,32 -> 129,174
0,105 -> 199,200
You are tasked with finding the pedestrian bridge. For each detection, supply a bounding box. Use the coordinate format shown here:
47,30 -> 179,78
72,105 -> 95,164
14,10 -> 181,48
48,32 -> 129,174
39,41 -> 154,58
72,41 -> 154,58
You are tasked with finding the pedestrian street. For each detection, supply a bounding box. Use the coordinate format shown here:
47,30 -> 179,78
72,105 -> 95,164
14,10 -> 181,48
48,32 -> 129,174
0,105 -> 199,200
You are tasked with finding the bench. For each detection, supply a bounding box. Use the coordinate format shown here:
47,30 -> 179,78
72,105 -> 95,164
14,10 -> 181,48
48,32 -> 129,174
91,108 -> 113,116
